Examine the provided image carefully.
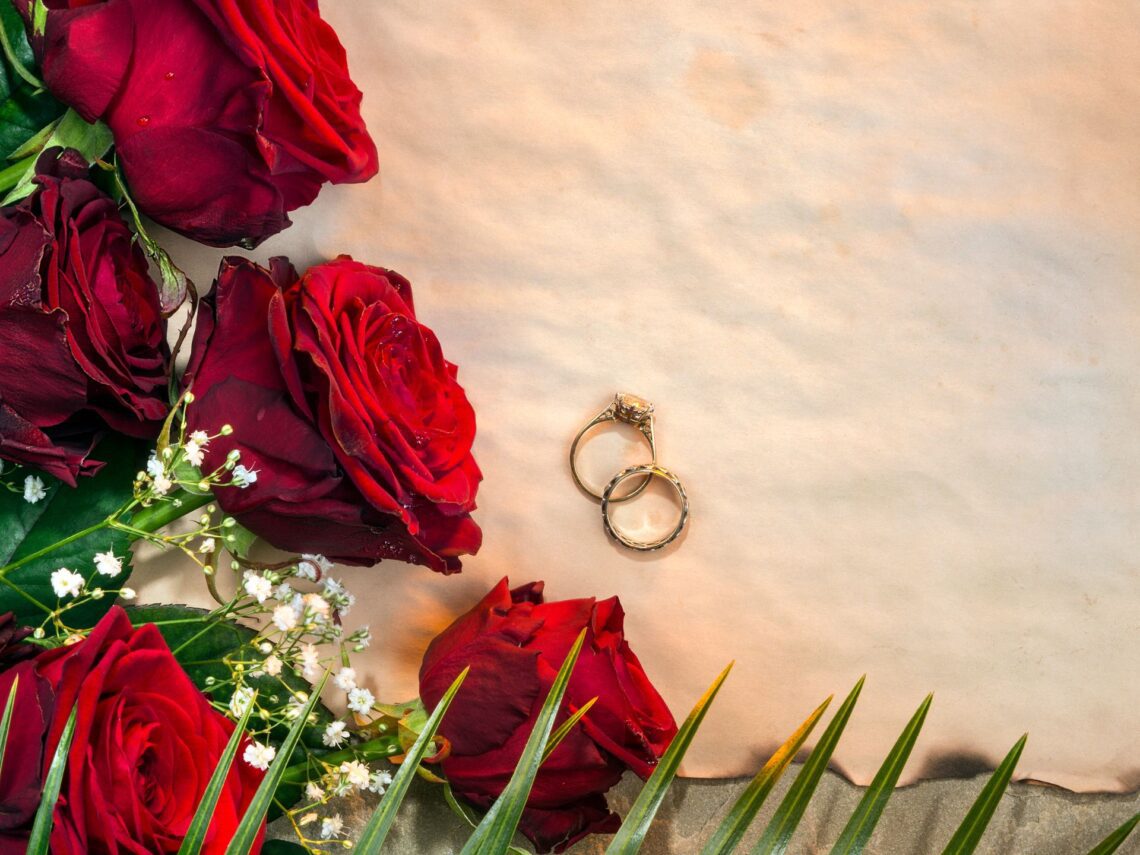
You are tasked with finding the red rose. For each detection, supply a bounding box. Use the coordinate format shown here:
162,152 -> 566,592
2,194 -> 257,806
185,256 -> 482,572
0,149 -> 169,484
0,607 -> 264,853
419,579 -> 678,853
19,0 -> 378,247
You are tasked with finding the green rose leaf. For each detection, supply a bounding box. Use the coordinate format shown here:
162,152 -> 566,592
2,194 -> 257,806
0,436 -> 143,629
125,603 -> 336,749
0,0 -> 64,160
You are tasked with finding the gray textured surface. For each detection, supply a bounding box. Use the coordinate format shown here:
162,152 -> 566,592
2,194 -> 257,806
269,769 -> 1140,854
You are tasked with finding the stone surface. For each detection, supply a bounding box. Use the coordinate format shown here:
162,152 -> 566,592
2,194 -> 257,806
269,770 -> 1140,853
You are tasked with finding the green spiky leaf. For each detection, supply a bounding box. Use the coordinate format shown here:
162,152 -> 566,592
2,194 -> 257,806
606,662 -> 734,855
0,675 -> 18,779
459,628 -> 588,855
355,667 -> 470,853
752,676 -> 866,855
177,692 -> 257,855
224,673 -> 329,854
25,704 -> 77,855
828,693 -> 932,854
940,734 -> 1027,855
1086,811 -> 1140,855
702,694 -> 832,855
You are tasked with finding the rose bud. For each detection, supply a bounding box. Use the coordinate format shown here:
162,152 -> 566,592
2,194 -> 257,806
0,149 -> 169,484
419,579 -> 678,853
185,256 -> 482,572
0,607 -> 265,853
18,0 -> 378,247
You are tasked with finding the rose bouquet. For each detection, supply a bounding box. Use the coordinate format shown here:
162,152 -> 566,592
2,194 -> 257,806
0,2 -> 1135,855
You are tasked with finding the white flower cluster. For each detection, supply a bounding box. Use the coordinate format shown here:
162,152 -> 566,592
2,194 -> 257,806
134,407 -> 254,506
239,564 -> 366,650
49,551 -> 136,604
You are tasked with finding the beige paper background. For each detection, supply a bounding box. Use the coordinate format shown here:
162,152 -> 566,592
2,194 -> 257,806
136,0 -> 1140,791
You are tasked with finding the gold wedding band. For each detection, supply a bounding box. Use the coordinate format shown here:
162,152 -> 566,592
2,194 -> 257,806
569,392 -> 657,502
601,464 -> 689,551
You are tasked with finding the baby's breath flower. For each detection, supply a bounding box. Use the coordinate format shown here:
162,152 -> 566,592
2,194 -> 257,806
298,644 -> 320,680
198,537 -> 216,554
189,430 -> 210,447
322,720 -> 348,748
271,604 -> 297,632
286,693 -> 309,720
152,473 -> 174,495
319,815 -> 343,840
367,770 -> 393,794
333,667 -> 357,693
93,551 -> 122,577
243,740 -> 275,771
183,440 -> 205,467
244,572 -> 273,604
340,760 -> 370,789
232,464 -> 258,488
296,553 -> 332,581
304,781 -> 325,802
23,475 -> 47,504
347,686 -> 375,716
146,454 -> 164,478
229,685 -> 255,718
303,593 -> 331,621
50,568 -> 84,599
350,625 -> 372,651
263,654 -> 282,677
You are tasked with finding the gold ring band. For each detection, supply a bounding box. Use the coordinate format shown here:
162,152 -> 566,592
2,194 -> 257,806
569,392 -> 657,503
601,464 -> 689,551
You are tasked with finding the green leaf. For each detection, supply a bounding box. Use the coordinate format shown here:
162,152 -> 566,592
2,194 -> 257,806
460,628 -> 588,855
355,667 -> 470,854
0,435 -> 142,628
125,604 -> 335,750
177,692 -> 257,855
542,696 -> 597,765
2,108 -> 113,203
1086,812 -> 1140,855
442,785 -> 532,855
939,734 -> 1027,855
701,694 -> 832,855
606,662 -> 734,855
0,1 -> 63,161
752,676 -> 866,855
828,693 -> 932,855
224,673 -> 329,855
30,0 -> 45,38
0,675 -> 18,779
26,704 -> 77,855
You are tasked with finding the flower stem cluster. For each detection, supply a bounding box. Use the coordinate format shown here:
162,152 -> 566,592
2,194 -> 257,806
196,546 -> 395,853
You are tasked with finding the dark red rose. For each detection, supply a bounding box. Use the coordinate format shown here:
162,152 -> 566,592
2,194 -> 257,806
0,607 -> 264,854
0,612 -> 36,669
19,0 -> 378,247
185,256 -> 482,572
419,579 -> 678,853
0,149 -> 169,485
